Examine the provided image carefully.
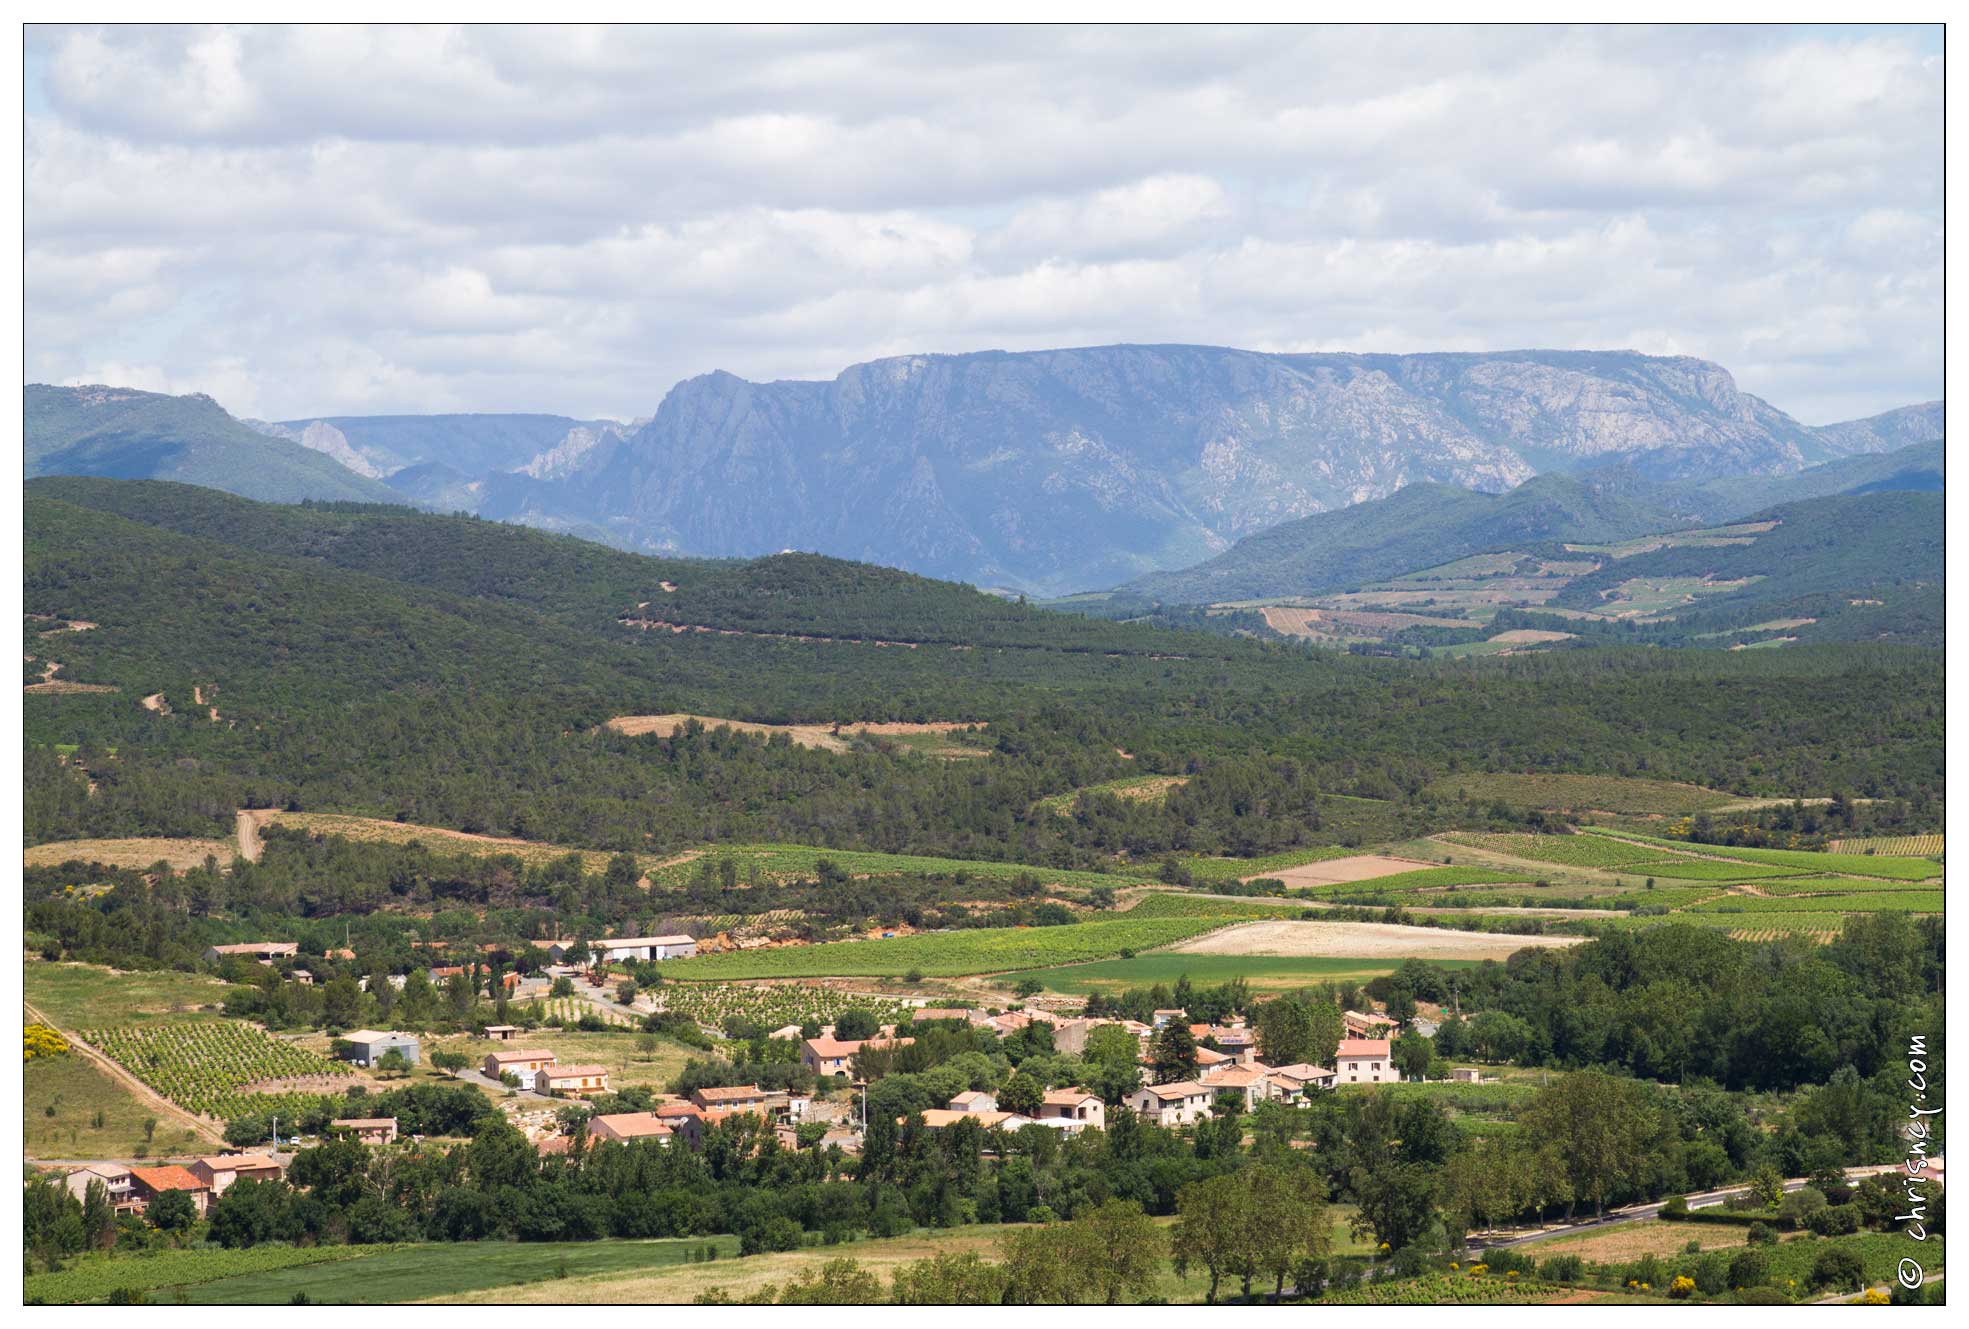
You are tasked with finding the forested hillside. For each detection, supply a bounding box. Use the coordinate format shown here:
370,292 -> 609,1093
24,481 -> 1943,861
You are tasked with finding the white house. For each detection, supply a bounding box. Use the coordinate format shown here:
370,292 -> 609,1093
1335,1038 -> 1399,1085
1036,1088 -> 1106,1132
1125,1080 -> 1216,1127
591,935 -> 698,963
949,1090 -> 998,1113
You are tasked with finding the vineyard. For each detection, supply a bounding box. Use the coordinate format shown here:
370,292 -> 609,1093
1032,775 -> 1189,814
1828,834 -> 1944,856
1420,771 -> 1741,816
1619,858 -> 1804,881
1688,890 -> 1945,914
83,1021 -> 354,1120
1296,866 -> 1530,900
657,982 -> 915,1033
1439,833 -> 1661,870
1581,829 -> 1943,881
1315,1273 -> 1574,1305
1727,926 -> 1839,944
1182,846 -> 1357,883
642,842 -> 1156,894
530,997 -> 636,1027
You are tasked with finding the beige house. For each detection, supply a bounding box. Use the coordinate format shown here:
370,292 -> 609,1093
1125,1080 -> 1216,1127
540,1064 -> 610,1096
1199,1062 -> 1274,1109
189,1154 -> 282,1196
1036,1088 -> 1106,1132
801,1035 -> 913,1077
1335,1038 -> 1399,1084
63,1163 -> 140,1213
482,1048 -> 556,1081
690,1084 -> 773,1112
949,1090 -> 998,1113
203,941 -> 299,964
1267,1063 -> 1338,1099
332,1117 -> 399,1144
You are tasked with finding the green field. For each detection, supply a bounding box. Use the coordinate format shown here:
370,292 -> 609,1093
25,961 -> 231,1029
1585,830 -> 1943,881
1622,858 -> 1806,881
82,1021 -> 355,1121
658,914 -> 1225,980
1442,832 -> 1663,869
26,1243 -> 399,1305
1297,866 -> 1531,899
170,1236 -> 735,1304
998,953 -> 1486,995
25,1049 -> 206,1160
1181,846 -> 1357,882
1688,890 -> 1945,914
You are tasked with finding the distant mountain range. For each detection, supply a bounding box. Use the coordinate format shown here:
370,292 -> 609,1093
25,384 -> 403,505
25,346 -> 1941,594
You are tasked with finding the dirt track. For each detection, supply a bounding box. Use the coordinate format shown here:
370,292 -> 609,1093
1167,919 -> 1585,960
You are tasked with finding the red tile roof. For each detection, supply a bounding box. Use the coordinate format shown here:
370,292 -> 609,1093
129,1165 -> 205,1192
1336,1038 -> 1391,1058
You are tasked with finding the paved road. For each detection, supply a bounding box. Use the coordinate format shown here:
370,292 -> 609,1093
1468,1165 -> 1909,1253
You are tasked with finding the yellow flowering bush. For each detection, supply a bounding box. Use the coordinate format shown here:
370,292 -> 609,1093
24,1023 -> 69,1061
1669,1276 -> 1697,1299
1862,1290 -> 1890,1305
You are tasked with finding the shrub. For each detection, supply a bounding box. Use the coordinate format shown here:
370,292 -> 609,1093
1726,1248 -> 1768,1289
1806,1203 -> 1860,1237
1668,1275 -> 1696,1299
1660,1194 -> 1689,1219
1807,1248 -> 1865,1292
1540,1254 -> 1583,1283
1746,1222 -> 1778,1246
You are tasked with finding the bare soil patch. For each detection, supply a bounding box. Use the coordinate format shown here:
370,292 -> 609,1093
1253,853 -> 1440,886
25,837 -> 233,870
1167,919 -> 1585,960
1261,606 -> 1469,637
1488,628 -> 1576,644
604,713 -> 985,754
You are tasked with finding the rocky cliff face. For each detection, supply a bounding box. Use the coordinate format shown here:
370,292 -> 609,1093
501,346 -> 1885,593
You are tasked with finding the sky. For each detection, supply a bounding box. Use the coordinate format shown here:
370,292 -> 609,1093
23,23 -> 1943,425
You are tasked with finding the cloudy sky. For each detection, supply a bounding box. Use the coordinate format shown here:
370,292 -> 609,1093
24,23 -> 1942,425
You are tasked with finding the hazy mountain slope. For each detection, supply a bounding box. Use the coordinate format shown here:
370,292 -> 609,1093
1665,439 -> 1944,522
25,385 -> 403,505
1115,472 -> 1687,603
492,345 -> 1868,593
1808,401 -> 1944,457
260,413 -> 630,479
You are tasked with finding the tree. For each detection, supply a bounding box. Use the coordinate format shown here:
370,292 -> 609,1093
1247,1166 -> 1331,1299
147,1188 -> 197,1232
1252,995 -> 1317,1066
81,1179 -> 116,1251
891,1250 -> 1007,1304
1808,1247 -> 1865,1292
1748,1164 -> 1786,1210
834,1008 -> 880,1042
773,1257 -> 885,1304
1392,1030 -> 1433,1082
1171,1172 -> 1247,1303
1349,1159 -> 1439,1254
635,1034 -> 660,1061
1066,1199 -> 1164,1305
999,1071 -> 1043,1117
375,1048 -> 410,1080
430,1049 -> 469,1077
1520,1071 -> 1663,1219
1150,1021 -> 1198,1083
1013,978 -> 1044,998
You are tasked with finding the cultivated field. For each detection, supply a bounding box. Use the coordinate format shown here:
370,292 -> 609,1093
657,982 -> 915,1033
1166,919 -> 1586,960
24,962 -> 230,1029
81,1021 -> 354,1121
1827,834 -> 1944,856
25,836 -> 233,870
997,953 -> 1484,995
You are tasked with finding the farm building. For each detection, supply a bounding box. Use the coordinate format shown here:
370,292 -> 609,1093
482,1024 -> 521,1041
1200,1062 -> 1276,1109
63,1163 -> 141,1213
128,1165 -> 213,1216
203,941 -> 299,964
1036,1089 -> 1105,1132
592,934 -> 698,962
332,1118 -> 399,1144
1335,1038 -> 1399,1085
588,1112 -> 675,1145
340,1029 -> 421,1067
531,940 -> 573,961
801,1035 -> 914,1077
190,1154 -> 282,1196
1125,1081 -> 1215,1127
690,1084 -> 772,1112
949,1090 -> 998,1113
539,1064 -> 610,1096
1268,1063 -> 1337,1098
482,1048 -> 556,1081
1451,1067 -> 1486,1083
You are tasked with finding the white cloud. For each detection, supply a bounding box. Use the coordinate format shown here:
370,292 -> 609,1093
23,23 -> 1941,424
